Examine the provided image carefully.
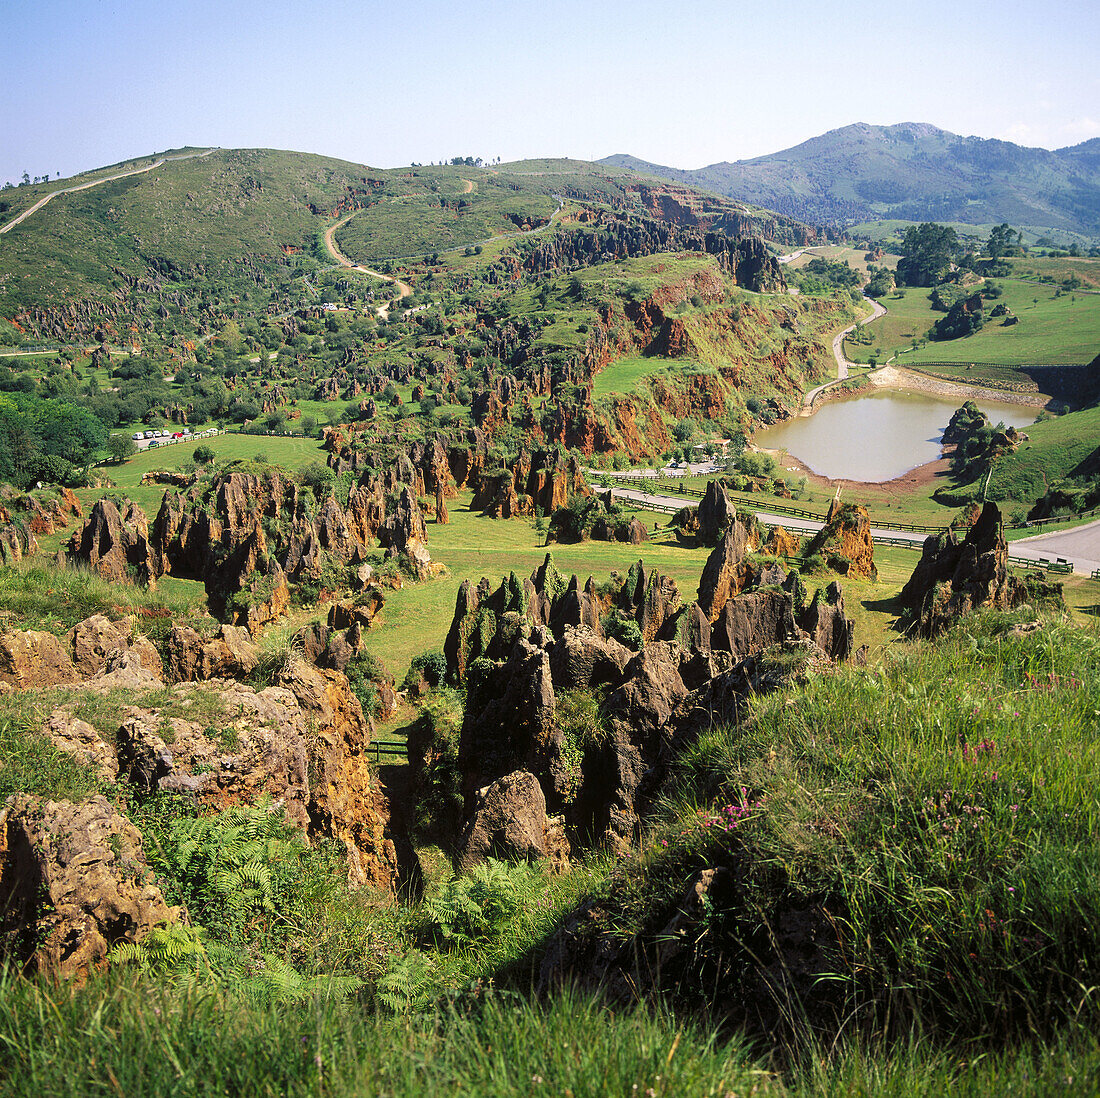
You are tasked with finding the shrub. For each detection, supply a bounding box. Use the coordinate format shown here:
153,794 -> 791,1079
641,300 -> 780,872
193,444 -> 216,464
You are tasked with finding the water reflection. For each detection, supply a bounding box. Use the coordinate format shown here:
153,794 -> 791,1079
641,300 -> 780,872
758,389 -> 1037,482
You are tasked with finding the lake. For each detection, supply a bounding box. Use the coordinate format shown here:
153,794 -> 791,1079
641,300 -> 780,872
757,389 -> 1038,482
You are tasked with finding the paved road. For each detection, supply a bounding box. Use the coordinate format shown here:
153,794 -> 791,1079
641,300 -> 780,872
801,296 -> 886,407
609,484 -> 1100,575
1015,518 -> 1100,572
0,149 -> 217,235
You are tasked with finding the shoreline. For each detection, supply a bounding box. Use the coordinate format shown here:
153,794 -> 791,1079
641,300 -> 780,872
764,445 -> 953,494
866,365 -> 1052,408
803,364 -> 1052,416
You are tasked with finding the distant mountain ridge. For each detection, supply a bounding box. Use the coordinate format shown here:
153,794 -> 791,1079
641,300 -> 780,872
602,123 -> 1100,236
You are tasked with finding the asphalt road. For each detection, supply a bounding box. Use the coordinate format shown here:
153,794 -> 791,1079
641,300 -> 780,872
610,484 -> 1100,575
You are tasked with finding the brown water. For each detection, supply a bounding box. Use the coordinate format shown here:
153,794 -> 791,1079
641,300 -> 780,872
758,389 -> 1037,482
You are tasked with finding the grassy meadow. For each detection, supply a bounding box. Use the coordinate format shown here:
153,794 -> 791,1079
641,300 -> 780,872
846,277 -> 1100,366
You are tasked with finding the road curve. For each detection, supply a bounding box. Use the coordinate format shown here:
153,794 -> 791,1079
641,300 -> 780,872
803,296 -> 887,407
1014,518 -> 1100,572
0,148 -> 217,235
607,484 -> 1100,575
322,214 -> 413,319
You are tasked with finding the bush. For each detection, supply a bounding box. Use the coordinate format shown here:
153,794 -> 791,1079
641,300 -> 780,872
402,650 -> 447,692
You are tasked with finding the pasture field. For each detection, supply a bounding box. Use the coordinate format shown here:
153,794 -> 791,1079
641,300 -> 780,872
846,279 -> 1099,366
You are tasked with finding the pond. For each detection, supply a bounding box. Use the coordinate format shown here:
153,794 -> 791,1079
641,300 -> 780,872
757,389 -> 1038,482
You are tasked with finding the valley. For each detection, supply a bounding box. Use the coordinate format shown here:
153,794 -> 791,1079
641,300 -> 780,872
0,133 -> 1098,1097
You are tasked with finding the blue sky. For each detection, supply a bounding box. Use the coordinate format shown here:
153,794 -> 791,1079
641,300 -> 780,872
3,0 -> 1098,183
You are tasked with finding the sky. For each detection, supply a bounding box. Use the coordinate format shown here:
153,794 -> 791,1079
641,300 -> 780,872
3,0 -> 1099,184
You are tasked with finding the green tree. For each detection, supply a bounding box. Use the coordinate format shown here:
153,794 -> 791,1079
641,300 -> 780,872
896,223 -> 960,287
193,444 -> 216,464
106,434 -> 137,463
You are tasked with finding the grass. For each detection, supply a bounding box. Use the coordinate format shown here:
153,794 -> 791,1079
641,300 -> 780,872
847,277 -> 1100,366
107,431 -> 327,490
359,492 -> 715,681
0,560 -> 199,636
988,403 -> 1100,506
584,609 -> 1100,1045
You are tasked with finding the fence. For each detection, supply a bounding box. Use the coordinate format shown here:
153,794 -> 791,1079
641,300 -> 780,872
596,475 -> 1100,535
594,475 -> 949,533
369,739 -> 406,765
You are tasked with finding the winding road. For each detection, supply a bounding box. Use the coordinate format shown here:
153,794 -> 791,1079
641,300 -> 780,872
322,215 -> 413,319
0,148 -> 217,235
605,483 -> 1100,576
802,296 -> 887,408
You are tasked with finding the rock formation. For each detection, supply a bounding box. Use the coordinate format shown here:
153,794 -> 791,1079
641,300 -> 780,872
804,501 -> 877,579
68,497 -> 153,583
442,547 -> 855,862
0,795 -> 183,980
455,770 -> 568,872
899,501 -> 1016,636
0,614 -> 162,691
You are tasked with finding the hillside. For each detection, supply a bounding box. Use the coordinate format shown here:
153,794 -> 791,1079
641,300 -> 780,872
0,148 -> 814,347
602,123 -> 1100,237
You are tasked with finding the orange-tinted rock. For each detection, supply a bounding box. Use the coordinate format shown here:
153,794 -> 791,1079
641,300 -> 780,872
0,795 -> 183,980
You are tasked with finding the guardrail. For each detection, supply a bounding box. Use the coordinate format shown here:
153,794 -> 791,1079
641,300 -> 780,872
597,475 -> 1100,536
369,739 -> 406,764
595,475 -> 950,533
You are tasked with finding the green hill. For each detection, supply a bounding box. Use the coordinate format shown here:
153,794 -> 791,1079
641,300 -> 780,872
602,122 -> 1100,238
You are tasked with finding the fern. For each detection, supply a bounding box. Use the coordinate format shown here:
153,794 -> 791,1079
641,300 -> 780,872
377,949 -> 435,1015
422,859 -> 533,948
112,926 -> 362,1006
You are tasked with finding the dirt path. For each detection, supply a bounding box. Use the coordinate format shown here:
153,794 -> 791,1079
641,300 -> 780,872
0,148 -> 217,235
460,178 -> 475,194
322,214 -> 413,319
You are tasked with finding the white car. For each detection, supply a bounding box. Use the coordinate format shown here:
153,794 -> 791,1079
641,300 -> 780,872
131,432 -> 143,441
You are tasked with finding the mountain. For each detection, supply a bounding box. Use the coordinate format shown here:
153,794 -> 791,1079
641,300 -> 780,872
602,123 -> 1100,236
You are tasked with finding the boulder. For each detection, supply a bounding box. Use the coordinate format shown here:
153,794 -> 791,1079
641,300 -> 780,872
0,795 -> 182,980
41,711 -> 118,782
455,770 -> 567,872
68,614 -> 162,681
765,526 -> 801,558
0,629 -> 76,690
711,589 -> 801,658
549,625 -> 632,691
164,623 -> 259,682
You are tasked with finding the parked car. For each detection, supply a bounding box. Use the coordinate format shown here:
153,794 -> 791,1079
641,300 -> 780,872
131,432 -> 143,441
143,431 -> 155,439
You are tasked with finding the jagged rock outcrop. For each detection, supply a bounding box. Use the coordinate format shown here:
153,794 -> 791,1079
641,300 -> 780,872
899,502 -> 1015,636
379,485 -> 436,581
68,498 -> 153,583
442,547 -> 855,862
0,795 -> 183,980
696,513 -> 764,622
164,623 -> 259,682
804,501 -> 877,579
765,526 -> 801,558
0,614 -> 162,691
110,661 -> 397,890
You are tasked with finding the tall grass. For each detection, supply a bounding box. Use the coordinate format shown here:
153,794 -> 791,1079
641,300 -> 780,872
603,609 -> 1100,1043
